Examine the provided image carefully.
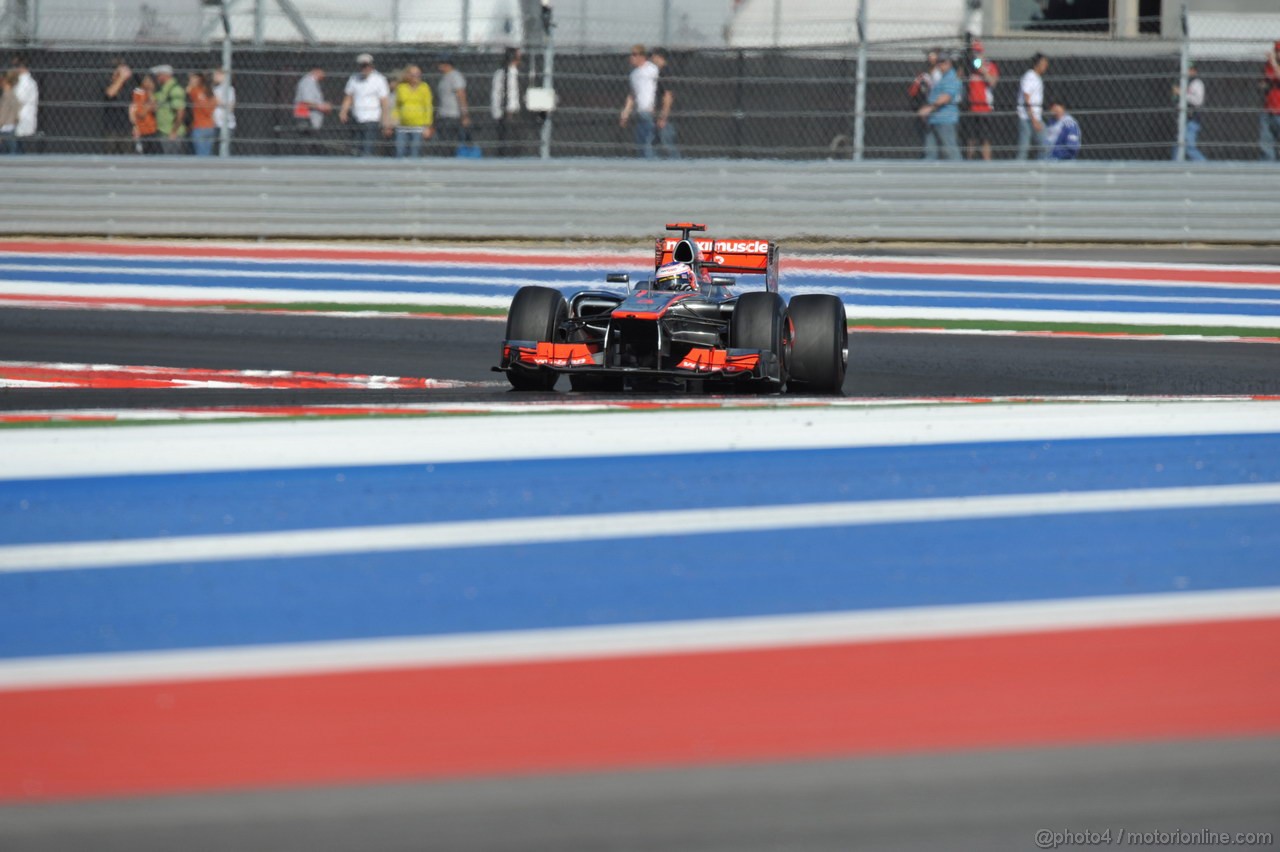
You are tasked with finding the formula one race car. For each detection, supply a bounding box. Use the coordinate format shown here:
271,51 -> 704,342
496,223 -> 848,394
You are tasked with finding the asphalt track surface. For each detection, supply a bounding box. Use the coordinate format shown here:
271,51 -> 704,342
3,738 -> 1278,852
2,306 -> 1280,410
3,298 -> 1279,851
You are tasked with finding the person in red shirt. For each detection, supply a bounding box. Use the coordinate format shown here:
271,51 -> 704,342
129,74 -> 158,154
1261,41 -> 1280,161
963,40 -> 999,161
187,71 -> 217,156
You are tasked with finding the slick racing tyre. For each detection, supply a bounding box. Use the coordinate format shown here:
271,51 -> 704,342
730,291 -> 790,393
505,285 -> 567,391
786,294 -> 848,394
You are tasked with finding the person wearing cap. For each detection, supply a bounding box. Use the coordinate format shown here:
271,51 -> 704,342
963,40 -> 999,161
917,52 -> 961,161
1016,53 -> 1049,160
1260,41 -> 1280,161
150,64 -> 187,155
1171,62 -> 1206,162
340,53 -> 391,157
434,56 -> 470,155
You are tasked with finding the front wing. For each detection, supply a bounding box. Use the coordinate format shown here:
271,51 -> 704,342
497,339 -> 776,381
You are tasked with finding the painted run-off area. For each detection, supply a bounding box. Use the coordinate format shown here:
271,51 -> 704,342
3,238 -> 1280,338
2,403 -> 1280,800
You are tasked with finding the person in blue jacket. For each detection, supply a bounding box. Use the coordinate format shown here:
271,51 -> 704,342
917,52 -> 962,160
1044,98 -> 1081,160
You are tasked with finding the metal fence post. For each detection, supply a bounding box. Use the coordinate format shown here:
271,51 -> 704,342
539,2 -> 554,159
853,0 -> 867,162
219,1 -> 232,157
1174,3 -> 1188,162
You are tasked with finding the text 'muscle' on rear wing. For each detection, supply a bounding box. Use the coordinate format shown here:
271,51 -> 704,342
653,237 -> 780,293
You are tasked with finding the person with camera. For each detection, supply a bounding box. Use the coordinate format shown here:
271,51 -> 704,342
1260,41 -> 1280,161
963,40 -> 999,160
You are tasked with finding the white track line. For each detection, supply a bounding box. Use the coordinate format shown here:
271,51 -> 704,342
3,587 -> 1279,692
4,483 -> 1279,574
5,401 -> 1280,480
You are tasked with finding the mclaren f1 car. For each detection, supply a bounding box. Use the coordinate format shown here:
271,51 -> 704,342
495,223 -> 848,393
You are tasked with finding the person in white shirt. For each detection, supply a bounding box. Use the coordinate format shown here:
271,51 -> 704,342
1016,53 -> 1048,160
339,52 -> 390,157
212,68 -> 235,154
490,48 -> 523,157
1171,62 -> 1206,161
11,55 -> 38,154
619,44 -> 659,158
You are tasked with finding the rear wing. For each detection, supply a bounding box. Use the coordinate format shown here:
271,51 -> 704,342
654,236 -> 779,293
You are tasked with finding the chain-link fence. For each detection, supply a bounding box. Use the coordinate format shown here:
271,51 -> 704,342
2,2 -> 1279,161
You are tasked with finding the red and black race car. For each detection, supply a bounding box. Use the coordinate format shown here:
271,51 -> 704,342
496,223 -> 848,393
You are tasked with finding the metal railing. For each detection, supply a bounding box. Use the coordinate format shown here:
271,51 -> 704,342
3,157 -> 1279,242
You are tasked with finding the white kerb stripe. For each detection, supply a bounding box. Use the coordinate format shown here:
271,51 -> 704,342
2,587 -> 1278,692
3,482 -> 1279,574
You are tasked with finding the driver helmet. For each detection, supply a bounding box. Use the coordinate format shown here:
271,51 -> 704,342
654,261 -> 697,292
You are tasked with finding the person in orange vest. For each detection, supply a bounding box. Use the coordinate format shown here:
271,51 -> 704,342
963,40 -> 999,160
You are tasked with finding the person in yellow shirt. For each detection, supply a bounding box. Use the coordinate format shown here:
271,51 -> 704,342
392,65 -> 434,158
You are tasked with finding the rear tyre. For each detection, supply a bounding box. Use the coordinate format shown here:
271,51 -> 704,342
729,291 -> 790,393
787,294 -> 848,394
505,285 -> 567,391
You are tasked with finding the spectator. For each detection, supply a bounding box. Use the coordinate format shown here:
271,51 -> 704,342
619,44 -> 659,159
340,53 -> 391,157
10,55 -> 37,154
908,48 -> 939,156
919,52 -> 962,160
1261,41 -> 1280,161
1043,98 -> 1081,160
491,47 -> 524,157
649,47 -> 680,159
434,55 -> 470,155
151,64 -> 186,155
391,64 -> 434,159
1016,52 -> 1049,160
186,71 -> 217,156
129,73 -> 159,154
963,40 -> 999,160
212,67 -> 235,153
293,66 -> 331,155
0,70 -> 19,154
103,58 -> 134,154
1171,62 -> 1206,162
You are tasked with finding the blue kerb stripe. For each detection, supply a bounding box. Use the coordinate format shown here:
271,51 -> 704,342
4,256 -> 1277,314
5,433 -> 1280,546
2,504 -> 1278,658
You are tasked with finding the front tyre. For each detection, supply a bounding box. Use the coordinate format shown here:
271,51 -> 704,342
505,285 -> 567,391
787,294 -> 847,394
730,291 -> 790,393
